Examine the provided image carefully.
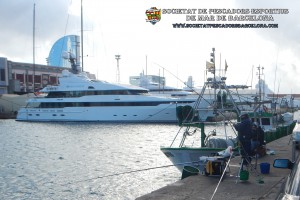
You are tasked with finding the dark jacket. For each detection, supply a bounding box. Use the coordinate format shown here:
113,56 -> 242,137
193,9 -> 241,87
234,118 -> 253,142
252,126 -> 265,145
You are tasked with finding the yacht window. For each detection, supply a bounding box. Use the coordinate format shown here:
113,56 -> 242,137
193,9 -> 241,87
46,92 -> 66,98
65,102 -> 73,107
88,86 -> 95,89
84,102 -> 90,106
27,102 -> 41,108
32,100 -> 195,108
86,91 -> 95,95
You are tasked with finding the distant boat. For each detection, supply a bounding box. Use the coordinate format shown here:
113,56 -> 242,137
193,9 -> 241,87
130,72 -> 193,97
129,72 -> 219,121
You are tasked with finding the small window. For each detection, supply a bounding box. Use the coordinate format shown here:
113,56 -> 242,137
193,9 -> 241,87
0,69 -> 5,81
261,118 -> 271,126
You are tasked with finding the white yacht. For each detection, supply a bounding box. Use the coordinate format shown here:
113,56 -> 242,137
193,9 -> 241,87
16,70 -> 196,122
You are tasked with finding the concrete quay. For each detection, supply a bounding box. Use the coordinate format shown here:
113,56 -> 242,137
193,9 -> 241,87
137,134 -> 298,200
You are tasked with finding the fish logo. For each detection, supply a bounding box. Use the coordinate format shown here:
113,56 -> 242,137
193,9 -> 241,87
145,7 -> 161,25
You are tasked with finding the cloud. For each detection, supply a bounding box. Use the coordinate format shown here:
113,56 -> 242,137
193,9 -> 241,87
0,0 -> 300,93
0,0 -> 75,63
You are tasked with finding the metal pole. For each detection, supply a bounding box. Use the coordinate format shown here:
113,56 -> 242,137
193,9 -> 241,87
257,66 -> 264,107
212,48 -> 216,103
115,55 -> 121,83
33,3 -> 35,92
81,0 -> 84,72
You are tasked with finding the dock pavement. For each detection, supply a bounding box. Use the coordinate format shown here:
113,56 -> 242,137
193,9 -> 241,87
137,134 -> 298,200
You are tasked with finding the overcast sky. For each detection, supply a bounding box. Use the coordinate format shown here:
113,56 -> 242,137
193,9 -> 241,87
0,0 -> 299,93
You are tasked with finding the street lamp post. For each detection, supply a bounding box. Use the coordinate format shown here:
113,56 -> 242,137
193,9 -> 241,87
115,55 -> 121,83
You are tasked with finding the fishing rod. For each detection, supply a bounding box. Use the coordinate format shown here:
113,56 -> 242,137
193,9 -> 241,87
61,160 -> 201,186
141,102 -> 175,122
153,62 -> 201,95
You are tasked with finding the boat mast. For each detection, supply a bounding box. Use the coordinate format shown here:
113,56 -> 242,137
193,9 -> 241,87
257,66 -> 264,102
146,55 -> 147,77
210,48 -> 216,101
81,0 -> 84,72
33,3 -> 36,92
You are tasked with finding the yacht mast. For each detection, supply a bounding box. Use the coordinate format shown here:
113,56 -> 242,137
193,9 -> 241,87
80,0 -> 84,72
33,3 -> 36,92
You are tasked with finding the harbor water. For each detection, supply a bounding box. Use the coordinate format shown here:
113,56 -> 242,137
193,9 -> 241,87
1,120 -> 187,200
1,112 -> 298,199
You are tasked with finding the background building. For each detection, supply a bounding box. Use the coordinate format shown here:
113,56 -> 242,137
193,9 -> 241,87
0,35 -> 83,95
0,57 -> 69,94
47,35 -> 80,68
0,57 -> 8,94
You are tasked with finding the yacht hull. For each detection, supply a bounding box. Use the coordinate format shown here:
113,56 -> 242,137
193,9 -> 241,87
17,104 -> 186,122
